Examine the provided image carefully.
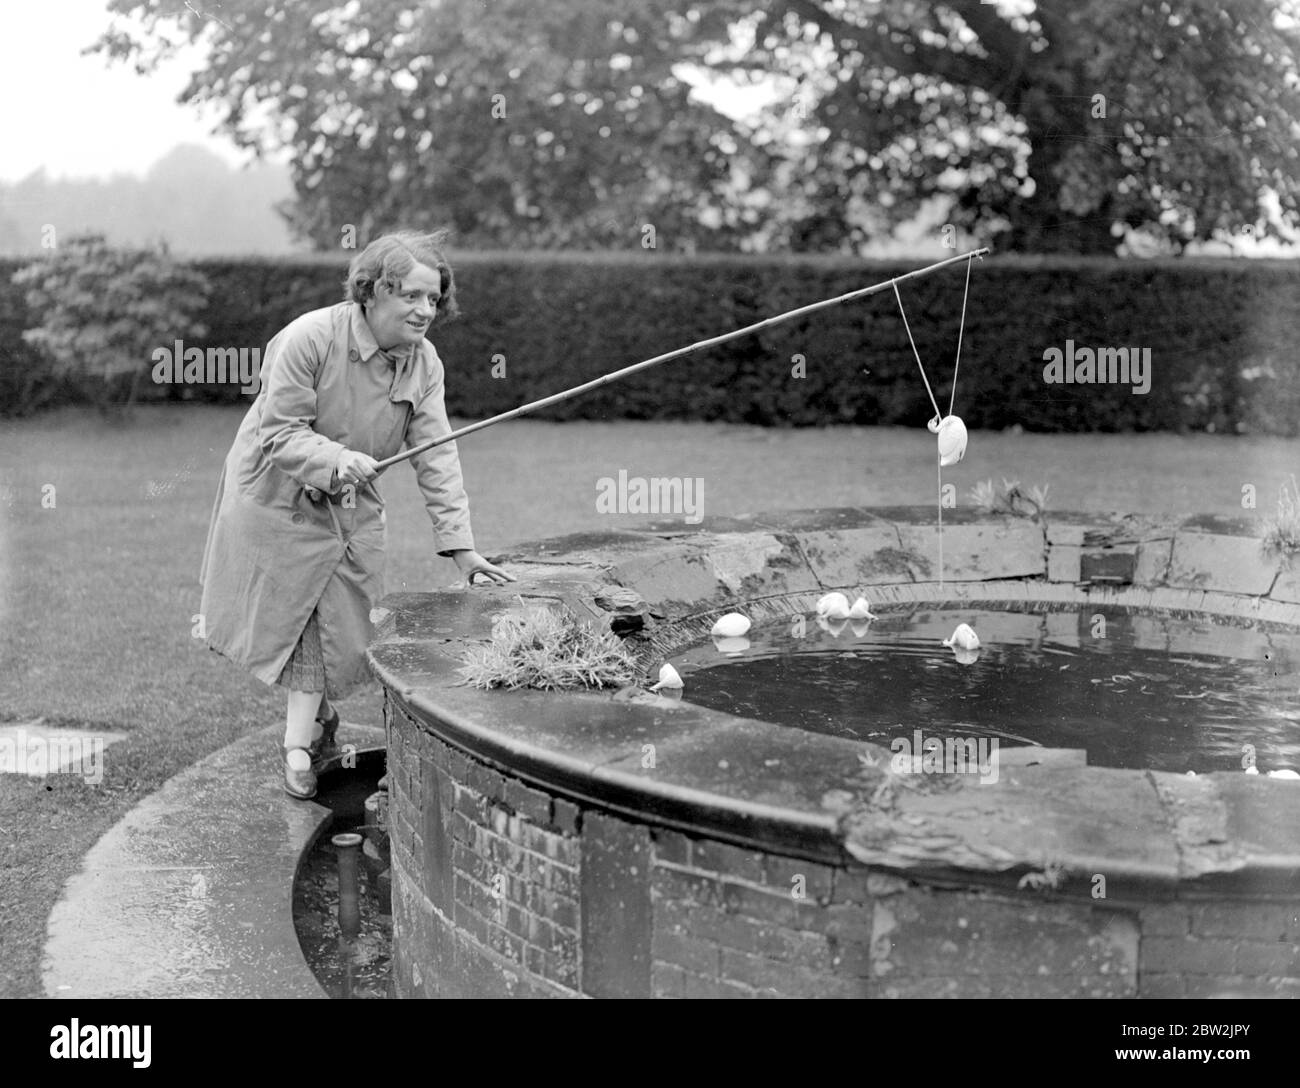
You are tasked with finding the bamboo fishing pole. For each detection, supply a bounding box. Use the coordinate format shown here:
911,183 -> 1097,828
372,247 -> 990,472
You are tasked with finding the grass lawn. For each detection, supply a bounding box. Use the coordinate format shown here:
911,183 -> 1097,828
1,403 -> 1297,997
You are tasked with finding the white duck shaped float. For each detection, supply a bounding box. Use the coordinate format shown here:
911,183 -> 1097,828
929,414 -> 969,468
816,592 -> 852,620
847,597 -> 878,621
649,663 -> 683,692
710,613 -> 751,638
942,623 -> 980,651
942,623 -> 981,665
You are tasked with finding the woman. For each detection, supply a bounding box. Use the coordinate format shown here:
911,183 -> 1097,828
200,230 -> 514,799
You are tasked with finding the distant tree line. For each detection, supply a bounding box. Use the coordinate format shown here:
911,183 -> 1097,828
0,145 -> 295,256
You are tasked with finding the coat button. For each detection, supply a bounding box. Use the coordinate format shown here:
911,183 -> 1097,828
349,349 -> 360,361
292,512 -> 305,524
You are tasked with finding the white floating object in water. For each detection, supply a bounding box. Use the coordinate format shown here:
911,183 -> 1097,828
1267,768 -> 1300,780
1244,765 -> 1259,775
649,663 -> 683,691
928,414 -> 968,468
942,623 -> 980,651
712,635 -> 751,657
816,592 -> 851,620
711,612 -> 751,638
943,622 -> 981,665
847,597 -> 877,620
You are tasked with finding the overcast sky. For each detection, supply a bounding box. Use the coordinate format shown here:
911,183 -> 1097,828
0,0 -> 762,185
0,0 -> 780,186
0,0 -> 266,182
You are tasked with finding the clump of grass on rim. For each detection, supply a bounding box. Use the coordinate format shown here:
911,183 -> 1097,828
457,604 -> 639,691
969,478 -> 1049,519
1260,474 -> 1300,561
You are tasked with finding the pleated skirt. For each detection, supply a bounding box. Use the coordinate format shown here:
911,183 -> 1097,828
275,609 -> 328,694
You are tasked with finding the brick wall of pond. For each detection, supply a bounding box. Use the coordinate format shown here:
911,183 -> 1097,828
386,697 -> 1300,998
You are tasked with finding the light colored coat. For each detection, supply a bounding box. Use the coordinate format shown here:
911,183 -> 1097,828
200,301 -> 475,697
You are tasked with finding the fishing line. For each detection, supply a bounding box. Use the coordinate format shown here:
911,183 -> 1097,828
937,447 -> 944,591
949,253 -> 974,418
894,251 -> 978,590
892,281 -> 942,422
942,253 -> 976,588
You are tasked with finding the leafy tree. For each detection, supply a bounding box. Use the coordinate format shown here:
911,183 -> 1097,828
89,0 -> 1300,254
703,0 -> 1300,253
90,0 -> 761,252
13,234 -> 210,414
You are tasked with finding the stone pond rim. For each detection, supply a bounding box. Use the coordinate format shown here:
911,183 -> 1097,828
366,506 -> 1300,998
364,504 -> 1300,889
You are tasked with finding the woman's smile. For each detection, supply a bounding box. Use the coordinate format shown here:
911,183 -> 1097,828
366,260 -> 443,348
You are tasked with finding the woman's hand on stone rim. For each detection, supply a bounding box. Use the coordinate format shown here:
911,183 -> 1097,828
450,549 -> 516,586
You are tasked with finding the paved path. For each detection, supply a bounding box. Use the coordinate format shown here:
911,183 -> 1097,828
42,721 -> 383,998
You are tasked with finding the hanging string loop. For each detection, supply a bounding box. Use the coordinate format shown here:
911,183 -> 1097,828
893,250 -> 979,592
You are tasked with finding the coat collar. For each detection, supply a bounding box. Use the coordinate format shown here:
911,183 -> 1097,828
349,302 -> 423,407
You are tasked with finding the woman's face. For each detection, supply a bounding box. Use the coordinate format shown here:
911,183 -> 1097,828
366,261 -> 443,349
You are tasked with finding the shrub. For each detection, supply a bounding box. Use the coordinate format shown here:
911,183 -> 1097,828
11,234 -> 210,414
2,250 -> 1299,433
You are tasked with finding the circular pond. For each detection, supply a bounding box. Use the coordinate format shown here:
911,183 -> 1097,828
368,507 -> 1300,999
675,603 -> 1300,774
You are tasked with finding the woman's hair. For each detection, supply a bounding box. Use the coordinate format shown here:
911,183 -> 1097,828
343,230 -> 460,323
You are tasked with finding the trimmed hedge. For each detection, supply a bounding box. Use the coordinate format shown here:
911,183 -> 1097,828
3,251 -> 1299,433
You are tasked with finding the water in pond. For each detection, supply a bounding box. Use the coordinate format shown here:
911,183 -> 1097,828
676,605 -> 1300,774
